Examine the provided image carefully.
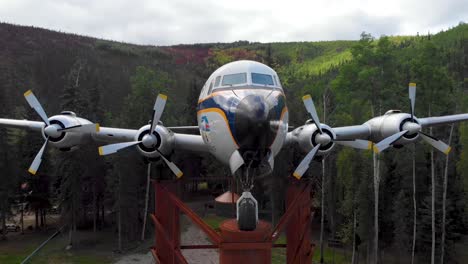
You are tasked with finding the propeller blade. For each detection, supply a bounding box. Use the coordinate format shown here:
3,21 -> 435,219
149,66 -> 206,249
28,139 -> 49,175
302,94 -> 323,134
24,90 -> 50,126
335,139 -> 373,150
409,83 -> 416,121
156,150 -> 183,178
58,123 -> 100,133
98,141 -> 141,156
229,150 -> 245,175
293,144 -> 321,180
267,151 -> 275,171
419,131 -> 452,155
149,94 -> 168,133
373,130 -> 408,153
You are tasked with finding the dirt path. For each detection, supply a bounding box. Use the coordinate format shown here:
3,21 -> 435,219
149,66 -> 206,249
114,252 -> 154,264
180,224 -> 219,264
114,224 -> 218,264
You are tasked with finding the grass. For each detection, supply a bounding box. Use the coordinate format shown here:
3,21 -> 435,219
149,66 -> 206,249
202,214 -> 228,231
0,230 -> 115,264
272,245 -> 348,264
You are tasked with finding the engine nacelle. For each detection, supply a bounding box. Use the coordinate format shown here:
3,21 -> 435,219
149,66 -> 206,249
134,124 -> 174,158
291,123 -> 336,155
365,111 -> 420,145
45,113 -> 93,150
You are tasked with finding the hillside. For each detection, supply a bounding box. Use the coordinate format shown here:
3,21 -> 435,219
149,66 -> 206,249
0,22 -> 468,263
0,22 -> 358,125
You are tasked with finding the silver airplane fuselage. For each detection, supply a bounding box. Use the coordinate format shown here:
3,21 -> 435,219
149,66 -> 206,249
196,61 -> 288,167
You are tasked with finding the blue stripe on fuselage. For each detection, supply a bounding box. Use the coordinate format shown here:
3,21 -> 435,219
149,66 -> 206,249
197,91 -> 286,144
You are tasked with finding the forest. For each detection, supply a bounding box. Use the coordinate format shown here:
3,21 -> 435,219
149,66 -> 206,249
0,22 -> 467,263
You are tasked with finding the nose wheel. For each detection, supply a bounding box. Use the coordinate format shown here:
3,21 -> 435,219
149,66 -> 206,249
237,191 -> 258,231
236,164 -> 259,231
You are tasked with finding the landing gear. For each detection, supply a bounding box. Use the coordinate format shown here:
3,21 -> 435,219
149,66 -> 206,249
237,191 -> 258,231
236,163 -> 260,231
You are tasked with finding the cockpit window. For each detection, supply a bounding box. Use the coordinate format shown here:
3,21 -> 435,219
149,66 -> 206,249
222,73 -> 247,86
252,73 -> 274,86
207,80 -> 214,94
214,76 -> 221,87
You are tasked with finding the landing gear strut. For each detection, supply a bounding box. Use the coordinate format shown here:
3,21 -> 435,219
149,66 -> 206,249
236,164 -> 259,231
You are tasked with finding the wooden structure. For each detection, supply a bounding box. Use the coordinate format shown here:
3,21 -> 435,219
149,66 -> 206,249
151,179 -> 314,263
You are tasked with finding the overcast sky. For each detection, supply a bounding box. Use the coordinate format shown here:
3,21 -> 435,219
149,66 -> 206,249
0,0 -> 466,45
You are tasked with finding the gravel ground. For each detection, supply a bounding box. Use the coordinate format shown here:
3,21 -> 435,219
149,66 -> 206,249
180,224 -> 219,264
114,224 -> 219,264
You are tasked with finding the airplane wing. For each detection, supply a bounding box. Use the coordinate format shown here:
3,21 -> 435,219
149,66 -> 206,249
0,91 -> 210,176
0,118 -> 208,153
285,89 -> 468,179
0,118 -> 45,131
418,113 -> 468,127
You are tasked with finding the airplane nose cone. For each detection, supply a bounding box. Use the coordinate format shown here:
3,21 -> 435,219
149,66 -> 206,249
234,95 -> 276,150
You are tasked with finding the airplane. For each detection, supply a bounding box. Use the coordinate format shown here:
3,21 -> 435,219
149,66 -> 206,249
1,60 -> 467,231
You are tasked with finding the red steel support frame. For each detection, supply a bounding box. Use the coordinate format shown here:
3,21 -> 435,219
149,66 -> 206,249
151,178 -> 315,264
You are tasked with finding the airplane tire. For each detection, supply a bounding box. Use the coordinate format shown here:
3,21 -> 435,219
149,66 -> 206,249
237,197 -> 257,231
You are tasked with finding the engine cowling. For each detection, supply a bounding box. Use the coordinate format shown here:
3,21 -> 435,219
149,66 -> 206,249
134,124 -> 174,158
365,111 -> 420,146
44,113 -> 93,150
291,122 -> 336,155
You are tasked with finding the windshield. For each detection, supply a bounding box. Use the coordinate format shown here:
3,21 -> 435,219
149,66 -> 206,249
222,73 -> 247,86
252,73 -> 274,86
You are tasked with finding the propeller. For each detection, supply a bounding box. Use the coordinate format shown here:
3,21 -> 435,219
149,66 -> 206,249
23,90 -> 99,175
303,95 -> 323,134
293,94 -> 373,179
293,144 -> 321,179
373,83 -> 451,155
98,94 -> 184,178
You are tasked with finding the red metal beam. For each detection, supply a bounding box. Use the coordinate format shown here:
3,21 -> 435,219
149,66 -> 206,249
220,242 -> 272,250
151,213 -> 176,249
164,186 -> 222,245
180,245 -> 219,249
175,250 -> 189,264
151,248 -> 162,263
269,182 -> 310,242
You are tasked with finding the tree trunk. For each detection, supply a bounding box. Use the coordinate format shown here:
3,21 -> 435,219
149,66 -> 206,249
20,203 -> 24,234
101,202 -> 105,229
319,91 -> 327,264
93,181 -> 97,233
412,144 -> 417,264
40,209 -> 44,228
351,210 -> 357,264
320,159 -> 325,263
430,126 -> 435,264
118,207 -> 122,252
141,163 -> 151,241
1,209 -> 6,240
373,151 -> 380,264
35,208 -> 39,230
440,124 -> 454,264
68,203 -> 74,247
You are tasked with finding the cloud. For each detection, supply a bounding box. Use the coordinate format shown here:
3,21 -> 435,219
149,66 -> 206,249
0,0 -> 466,45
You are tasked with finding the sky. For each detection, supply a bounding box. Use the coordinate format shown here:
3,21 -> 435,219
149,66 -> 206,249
0,0 -> 466,45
